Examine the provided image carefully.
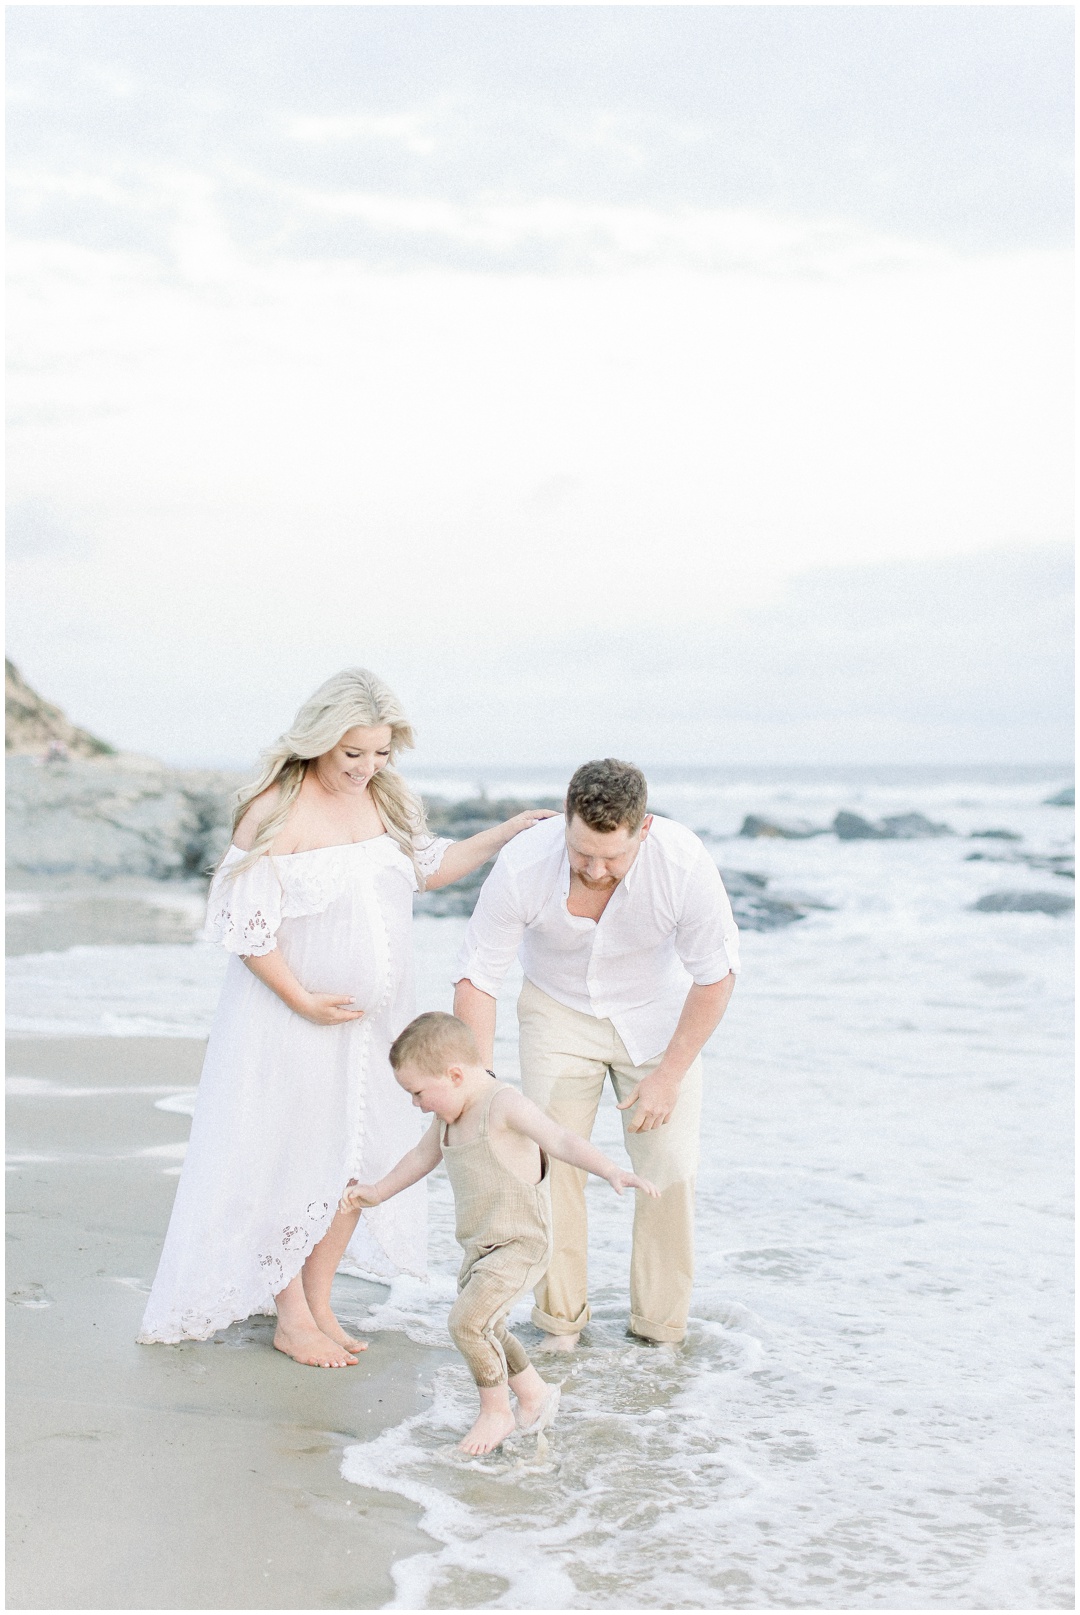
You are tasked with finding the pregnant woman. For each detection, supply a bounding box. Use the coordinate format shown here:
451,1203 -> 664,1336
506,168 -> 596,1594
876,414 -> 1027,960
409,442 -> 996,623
138,668 -> 551,1367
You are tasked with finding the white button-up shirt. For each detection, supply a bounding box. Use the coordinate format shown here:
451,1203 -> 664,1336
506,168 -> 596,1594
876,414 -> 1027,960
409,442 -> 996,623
454,814 -> 740,1065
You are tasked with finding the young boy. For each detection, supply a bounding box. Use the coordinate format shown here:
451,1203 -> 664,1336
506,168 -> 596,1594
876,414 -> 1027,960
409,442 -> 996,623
339,1011 -> 659,1455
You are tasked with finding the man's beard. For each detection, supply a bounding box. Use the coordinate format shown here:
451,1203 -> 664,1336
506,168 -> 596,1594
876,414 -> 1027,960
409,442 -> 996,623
576,871 -> 619,889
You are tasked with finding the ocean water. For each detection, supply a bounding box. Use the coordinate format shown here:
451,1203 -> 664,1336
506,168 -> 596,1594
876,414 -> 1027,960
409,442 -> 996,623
7,768 -> 1073,1608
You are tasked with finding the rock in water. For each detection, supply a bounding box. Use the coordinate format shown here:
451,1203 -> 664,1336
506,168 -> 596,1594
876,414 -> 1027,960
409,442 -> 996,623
716,867 -> 812,929
1020,852 -> 1075,880
972,890 -> 1074,915
879,812 -> 954,839
832,811 -> 889,840
5,660 -> 114,758
738,815 -> 827,839
833,810 -> 953,840
716,869 -> 769,894
969,829 -> 1023,841
1044,786 -> 1074,807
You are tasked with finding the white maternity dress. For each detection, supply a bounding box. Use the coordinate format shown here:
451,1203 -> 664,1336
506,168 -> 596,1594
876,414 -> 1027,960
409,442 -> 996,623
138,831 -> 450,1344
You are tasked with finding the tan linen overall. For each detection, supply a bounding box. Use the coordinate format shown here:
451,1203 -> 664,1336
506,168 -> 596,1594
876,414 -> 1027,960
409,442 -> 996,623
441,1084 -> 554,1387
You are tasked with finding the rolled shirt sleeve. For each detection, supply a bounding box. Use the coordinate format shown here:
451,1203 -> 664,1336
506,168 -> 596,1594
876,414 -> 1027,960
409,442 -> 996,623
453,852 -> 528,999
674,849 -> 741,984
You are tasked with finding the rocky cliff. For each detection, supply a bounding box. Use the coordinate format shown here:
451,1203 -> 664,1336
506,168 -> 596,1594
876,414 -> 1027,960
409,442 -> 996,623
6,660 -> 116,758
7,753 -> 243,880
6,663 -> 241,878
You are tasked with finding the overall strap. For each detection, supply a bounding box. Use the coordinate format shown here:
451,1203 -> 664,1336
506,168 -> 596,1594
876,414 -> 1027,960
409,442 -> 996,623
477,1081 -> 506,1139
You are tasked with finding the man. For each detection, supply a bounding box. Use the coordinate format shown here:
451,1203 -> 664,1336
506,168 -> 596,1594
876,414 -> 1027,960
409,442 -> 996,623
453,758 -> 739,1349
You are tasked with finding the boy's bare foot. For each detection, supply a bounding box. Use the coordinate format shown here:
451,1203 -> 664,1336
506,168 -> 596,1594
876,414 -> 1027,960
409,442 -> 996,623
514,1383 -> 561,1434
535,1331 -> 579,1353
273,1324 -> 358,1367
458,1407 -> 517,1455
311,1310 -> 368,1353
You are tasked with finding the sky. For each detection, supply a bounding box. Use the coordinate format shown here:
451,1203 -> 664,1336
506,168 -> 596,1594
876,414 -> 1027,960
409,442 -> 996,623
6,5 -> 1074,768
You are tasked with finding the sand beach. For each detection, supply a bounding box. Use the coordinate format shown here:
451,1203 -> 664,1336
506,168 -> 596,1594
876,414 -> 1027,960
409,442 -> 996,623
6,1029 -> 444,1610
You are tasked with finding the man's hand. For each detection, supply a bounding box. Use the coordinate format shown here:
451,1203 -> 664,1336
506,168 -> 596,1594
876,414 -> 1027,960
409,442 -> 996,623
616,1067 -> 683,1132
616,976 -> 734,1132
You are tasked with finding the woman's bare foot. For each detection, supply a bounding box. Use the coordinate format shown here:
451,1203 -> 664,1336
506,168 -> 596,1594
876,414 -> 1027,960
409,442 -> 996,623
311,1310 -> 368,1353
458,1407 -> 517,1455
273,1324 -> 358,1367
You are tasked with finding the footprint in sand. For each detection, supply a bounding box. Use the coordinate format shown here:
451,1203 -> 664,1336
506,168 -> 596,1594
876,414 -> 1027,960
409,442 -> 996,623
8,1282 -> 52,1308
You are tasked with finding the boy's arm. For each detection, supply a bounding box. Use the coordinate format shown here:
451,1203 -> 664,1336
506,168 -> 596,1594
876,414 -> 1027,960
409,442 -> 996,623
497,1090 -> 660,1197
339,1118 -> 442,1210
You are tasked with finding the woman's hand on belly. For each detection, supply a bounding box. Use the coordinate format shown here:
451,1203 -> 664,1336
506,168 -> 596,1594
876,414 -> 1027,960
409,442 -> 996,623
296,992 -> 366,1027
242,950 -> 366,1025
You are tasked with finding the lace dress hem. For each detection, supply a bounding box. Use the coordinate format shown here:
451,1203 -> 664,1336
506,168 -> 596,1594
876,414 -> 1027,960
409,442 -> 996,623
137,1192 -> 338,1343
137,1188 -> 426,1342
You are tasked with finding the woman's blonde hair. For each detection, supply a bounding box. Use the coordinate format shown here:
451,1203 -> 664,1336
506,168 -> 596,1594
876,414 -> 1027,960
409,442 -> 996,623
227,667 -> 430,878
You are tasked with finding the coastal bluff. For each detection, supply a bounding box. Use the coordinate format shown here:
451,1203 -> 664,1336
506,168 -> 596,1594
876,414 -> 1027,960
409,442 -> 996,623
7,661 -> 241,880
7,751 -> 242,880
6,658 -> 115,759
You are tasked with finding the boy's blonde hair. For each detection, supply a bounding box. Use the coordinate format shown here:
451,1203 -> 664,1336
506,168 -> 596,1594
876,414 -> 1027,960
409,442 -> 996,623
389,1012 -> 482,1075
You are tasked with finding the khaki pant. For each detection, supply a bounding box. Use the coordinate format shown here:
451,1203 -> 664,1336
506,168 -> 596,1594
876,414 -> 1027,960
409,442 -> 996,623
448,1237 -> 552,1387
517,978 -> 702,1344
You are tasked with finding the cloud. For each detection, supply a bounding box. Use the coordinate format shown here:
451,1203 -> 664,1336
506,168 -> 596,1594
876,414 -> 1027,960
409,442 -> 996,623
7,5 -> 1073,252
9,151 -> 966,278
6,231 -> 1071,669
282,189 -> 959,277
286,112 -> 439,157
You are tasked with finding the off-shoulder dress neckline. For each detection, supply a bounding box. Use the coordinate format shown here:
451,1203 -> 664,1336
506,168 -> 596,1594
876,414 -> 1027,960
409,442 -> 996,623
225,835 -> 393,861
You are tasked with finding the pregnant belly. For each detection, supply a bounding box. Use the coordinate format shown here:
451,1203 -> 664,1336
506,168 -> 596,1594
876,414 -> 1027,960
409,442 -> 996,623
276,914 -> 388,1014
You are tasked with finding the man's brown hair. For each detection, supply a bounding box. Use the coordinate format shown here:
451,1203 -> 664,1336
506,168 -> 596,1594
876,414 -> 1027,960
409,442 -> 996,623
565,758 -> 649,834
389,1011 -> 481,1074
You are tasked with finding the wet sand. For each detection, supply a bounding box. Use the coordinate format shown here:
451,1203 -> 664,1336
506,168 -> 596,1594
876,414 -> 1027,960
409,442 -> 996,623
6,874 -> 212,956
6,1035 -> 447,1611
